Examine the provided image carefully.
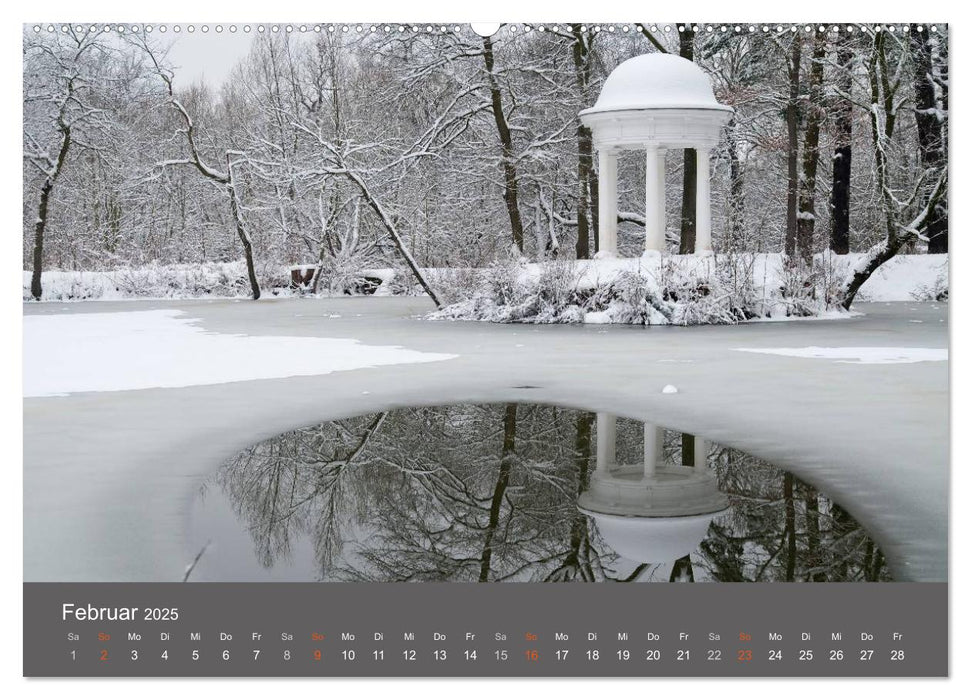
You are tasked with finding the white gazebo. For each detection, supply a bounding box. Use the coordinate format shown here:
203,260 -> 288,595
577,413 -> 729,563
579,53 -> 733,256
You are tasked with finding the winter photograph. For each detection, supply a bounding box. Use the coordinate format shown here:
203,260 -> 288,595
22,22 -> 948,584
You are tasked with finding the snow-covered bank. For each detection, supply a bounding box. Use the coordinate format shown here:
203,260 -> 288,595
848,253 -> 949,302
23,253 -> 947,308
22,261 -> 293,302
23,309 -> 456,397
428,253 -> 949,325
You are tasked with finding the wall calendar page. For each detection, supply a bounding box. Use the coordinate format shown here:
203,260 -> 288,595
20,11 -> 950,687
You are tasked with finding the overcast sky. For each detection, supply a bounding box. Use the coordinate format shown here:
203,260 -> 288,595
164,29 -> 256,89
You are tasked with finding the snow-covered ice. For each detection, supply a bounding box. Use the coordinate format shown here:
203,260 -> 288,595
734,346 -> 948,364
662,384 -> 679,394
23,309 -> 456,397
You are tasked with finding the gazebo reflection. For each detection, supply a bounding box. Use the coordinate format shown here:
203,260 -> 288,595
578,413 -> 729,565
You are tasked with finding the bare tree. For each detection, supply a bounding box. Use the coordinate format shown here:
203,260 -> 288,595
910,25 -> 948,254
482,32 -> 527,254
795,34 -> 826,262
24,29 -> 111,299
829,33 -> 854,254
841,29 -> 947,308
570,25 -> 597,258
140,40 -> 262,299
784,35 -> 802,257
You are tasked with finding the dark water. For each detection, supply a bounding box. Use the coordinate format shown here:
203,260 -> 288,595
186,403 -> 892,583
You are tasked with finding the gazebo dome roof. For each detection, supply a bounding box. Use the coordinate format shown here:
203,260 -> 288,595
581,53 -> 731,115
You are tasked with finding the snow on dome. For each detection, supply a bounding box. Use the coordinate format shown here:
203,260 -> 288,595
581,53 -> 730,114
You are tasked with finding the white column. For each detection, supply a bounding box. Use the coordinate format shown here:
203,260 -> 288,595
694,437 -> 709,469
596,413 -> 617,474
655,148 -> 666,249
695,147 -> 713,254
642,423 -> 664,479
645,147 -> 663,252
597,149 -> 618,256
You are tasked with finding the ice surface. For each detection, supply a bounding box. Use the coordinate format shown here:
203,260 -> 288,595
23,309 -> 456,397
22,298 -> 947,582
734,346 -> 948,364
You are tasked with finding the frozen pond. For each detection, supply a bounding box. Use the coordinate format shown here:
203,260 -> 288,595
185,403 -> 894,583
22,298 -> 947,582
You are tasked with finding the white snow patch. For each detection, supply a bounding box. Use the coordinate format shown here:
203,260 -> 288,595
661,384 -> 679,394
734,346 -> 948,365
24,310 -> 457,398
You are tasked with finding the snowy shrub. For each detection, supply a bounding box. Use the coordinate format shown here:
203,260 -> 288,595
775,258 -> 825,317
369,267 -> 423,296
814,251 -> 854,308
528,261 -> 582,322
911,266 -> 949,301
426,267 -> 484,306
431,253 -> 857,326
714,253 -> 764,320
584,269 -> 671,325
313,257 -> 369,295
484,257 -> 529,307
23,261 -> 291,301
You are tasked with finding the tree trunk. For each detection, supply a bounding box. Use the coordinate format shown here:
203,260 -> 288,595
226,159 -> 261,300
342,167 -> 442,306
727,128 -> 745,250
829,39 -> 853,254
30,180 -> 54,300
796,36 -> 825,263
669,555 -> 695,582
842,237 -> 908,309
911,25 -> 948,254
681,433 -> 694,466
482,35 -> 526,254
479,403 -> 517,582
783,472 -> 796,581
785,37 -> 802,258
547,411 -> 596,582
30,126 -> 71,300
867,547 -> 884,581
804,485 -> 824,582
572,25 -> 595,259
678,27 -> 697,254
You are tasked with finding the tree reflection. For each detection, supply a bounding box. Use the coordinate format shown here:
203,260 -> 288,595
210,404 -> 892,582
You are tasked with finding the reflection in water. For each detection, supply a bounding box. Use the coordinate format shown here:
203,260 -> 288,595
188,404 -> 892,582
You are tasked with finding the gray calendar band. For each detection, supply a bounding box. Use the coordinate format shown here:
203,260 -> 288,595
23,582 -> 947,677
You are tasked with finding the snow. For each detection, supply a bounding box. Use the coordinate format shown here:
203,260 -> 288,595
24,254 -> 947,306
846,253 -> 948,302
568,253 -> 946,303
581,53 -> 726,113
23,309 -> 456,397
22,261 -> 292,302
431,253 -> 949,326
734,346 -> 948,364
